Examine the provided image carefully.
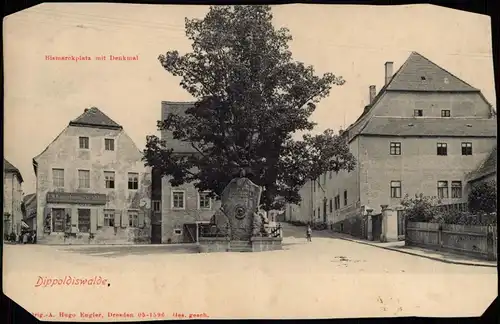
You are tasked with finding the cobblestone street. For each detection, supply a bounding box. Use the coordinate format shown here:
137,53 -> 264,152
3,224 -> 497,319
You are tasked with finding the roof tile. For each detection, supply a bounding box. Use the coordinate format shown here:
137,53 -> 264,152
69,107 -> 122,129
360,117 -> 497,137
387,52 -> 478,92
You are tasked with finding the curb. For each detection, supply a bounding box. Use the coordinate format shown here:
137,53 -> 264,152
333,235 -> 497,268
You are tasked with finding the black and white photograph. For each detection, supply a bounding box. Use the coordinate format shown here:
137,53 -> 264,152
2,2 -> 497,320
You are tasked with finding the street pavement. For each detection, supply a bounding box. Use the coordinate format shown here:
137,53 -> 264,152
3,223 -> 497,319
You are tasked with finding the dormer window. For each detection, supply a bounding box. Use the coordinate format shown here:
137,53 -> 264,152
413,109 -> 423,117
420,76 -> 426,81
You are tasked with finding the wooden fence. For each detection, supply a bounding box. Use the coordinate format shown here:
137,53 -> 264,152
406,222 -> 497,261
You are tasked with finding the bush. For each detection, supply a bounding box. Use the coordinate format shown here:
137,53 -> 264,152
434,209 -> 497,226
468,180 -> 497,214
400,193 -> 441,223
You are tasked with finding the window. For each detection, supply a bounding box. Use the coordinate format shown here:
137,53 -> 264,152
152,200 -> 161,212
52,168 -> 64,187
78,170 -> 90,188
174,228 -> 182,235
437,143 -> 448,156
441,110 -> 451,117
343,190 -> 348,206
128,211 -> 138,227
172,191 -> 185,209
104,210 -> 115,227
78,209 -> 91,233
128,173 -> 139,190
461,142 -> 472,156
317,207 -> 320,219
52,208 -> 65,232
414,109 -> 423,117
390,181 -> 402,198
198,192 -> 211,210
334,195 -> 340,210
79,136 -> 89,149
104,138 -> 115,151
437,181 -> 449,199
451,181 -> 463,198
329,199 -> 333,213
104,171 -> 115,189
390,142 -> 401,155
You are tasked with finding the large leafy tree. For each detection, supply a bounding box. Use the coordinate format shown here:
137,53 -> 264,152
144,5 -> 356,210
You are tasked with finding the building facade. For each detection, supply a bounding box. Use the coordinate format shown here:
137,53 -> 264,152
286,52 -> 497,239
22,193 -> 37,231
33,107 -> 152,244
156,102 -> 221,244
3,159 -> 24,236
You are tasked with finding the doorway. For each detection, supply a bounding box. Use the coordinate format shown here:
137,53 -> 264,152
183,223 -> 197,243
372,214 -> 382,241
151,224 -> 162,244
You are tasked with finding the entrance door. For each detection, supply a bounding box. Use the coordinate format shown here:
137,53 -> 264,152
372,214 -> 382,241
397,210 -> 405,240
151,224 -> 162,244
183,223 -> 197,243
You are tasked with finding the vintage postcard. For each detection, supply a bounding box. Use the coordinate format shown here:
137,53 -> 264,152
2,3 -> 497,320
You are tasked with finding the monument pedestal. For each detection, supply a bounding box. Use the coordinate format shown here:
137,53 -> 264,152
198,176 -> 283,253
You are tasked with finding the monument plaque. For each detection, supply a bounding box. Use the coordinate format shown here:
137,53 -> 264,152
220,177 -> 262,241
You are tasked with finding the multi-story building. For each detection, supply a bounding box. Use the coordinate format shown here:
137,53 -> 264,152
32,107 -> 152,244
3,159 -> 24,236
154,101 -> 220,244
285,52 -> 497,239
22,193 -> 37,231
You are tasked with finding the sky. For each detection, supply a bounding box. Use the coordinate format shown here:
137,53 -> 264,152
3,3 -> 495,195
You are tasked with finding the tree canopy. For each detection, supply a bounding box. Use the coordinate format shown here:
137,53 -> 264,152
144,5 -> 356,210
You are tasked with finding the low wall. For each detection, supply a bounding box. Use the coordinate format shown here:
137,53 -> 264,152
251,237 -> 283,252
406,222 -> 497,261
198,237 -> 230,253
332,215 -> 364,238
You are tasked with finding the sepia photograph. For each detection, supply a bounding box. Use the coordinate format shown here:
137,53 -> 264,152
2,2 -> 497,320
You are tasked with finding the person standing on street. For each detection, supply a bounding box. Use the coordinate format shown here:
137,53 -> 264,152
306,224 -> 312,242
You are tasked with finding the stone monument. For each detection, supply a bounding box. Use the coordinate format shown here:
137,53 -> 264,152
198,170 -> 283,253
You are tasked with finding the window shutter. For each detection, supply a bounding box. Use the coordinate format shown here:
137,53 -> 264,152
97,209 -> 104,227
121,211 -> 128,228
138,210 -> 145,228
114,211 -> 121,228
90,209 -> 97,233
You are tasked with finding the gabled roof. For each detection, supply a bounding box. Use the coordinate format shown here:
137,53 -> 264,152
467,146 -> 497,182
361,117 -> 497,137
343,51 -> 490,143
69,107 -> 122,130
386,52 -> 479,92
4,159 -> 23,183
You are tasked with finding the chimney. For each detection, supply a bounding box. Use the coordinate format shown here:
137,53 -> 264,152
84,108 -> 89,112
385,61 -> 394,85
369,85 -> 376,104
